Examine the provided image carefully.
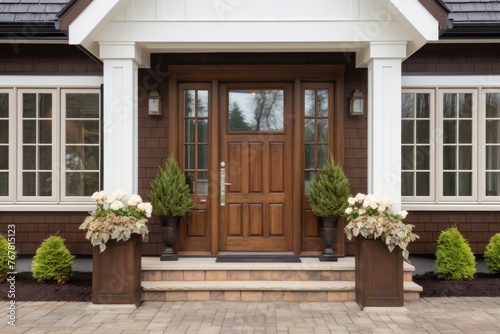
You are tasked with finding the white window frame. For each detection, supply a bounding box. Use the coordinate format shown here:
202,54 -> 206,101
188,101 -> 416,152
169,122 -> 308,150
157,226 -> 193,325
0,75 -> 103,211
402,75 -> 500,211
401,89 -> 435,204
0,89 -> 14,202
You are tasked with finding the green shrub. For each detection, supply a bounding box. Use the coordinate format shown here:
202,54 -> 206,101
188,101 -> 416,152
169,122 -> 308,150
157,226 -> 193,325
484,233 -> 500,273
307,155 -> 351,217
149,155 -> 195,217
0,234 -> 16,283
435,227 -> 476,280
32,235 -> 74,284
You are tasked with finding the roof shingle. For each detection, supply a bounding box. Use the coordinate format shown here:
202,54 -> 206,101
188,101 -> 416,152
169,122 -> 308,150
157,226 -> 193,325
442,0 -> 500,23
0,0 -> 71,22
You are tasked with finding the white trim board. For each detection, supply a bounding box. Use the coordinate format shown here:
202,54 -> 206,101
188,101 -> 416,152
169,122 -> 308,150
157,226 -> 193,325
0,75 -> 103,88
402,75 -> 500,88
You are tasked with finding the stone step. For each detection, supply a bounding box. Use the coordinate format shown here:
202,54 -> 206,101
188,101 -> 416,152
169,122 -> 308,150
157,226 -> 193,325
141,280 -> 422,302
141,256 -> 415,282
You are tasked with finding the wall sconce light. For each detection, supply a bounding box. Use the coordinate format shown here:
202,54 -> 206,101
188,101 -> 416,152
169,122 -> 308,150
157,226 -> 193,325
349,88 -> 365,116
148,90 -> 162,116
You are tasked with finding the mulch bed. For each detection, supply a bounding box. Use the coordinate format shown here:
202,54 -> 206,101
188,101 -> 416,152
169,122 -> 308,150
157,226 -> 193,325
1,271 -> 499,301
413,272 -> 500,297
1,272 -> 92,302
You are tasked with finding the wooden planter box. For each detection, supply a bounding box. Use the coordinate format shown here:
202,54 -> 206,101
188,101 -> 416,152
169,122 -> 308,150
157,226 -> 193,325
92,234 -> 142,305
355,237 -> 403,308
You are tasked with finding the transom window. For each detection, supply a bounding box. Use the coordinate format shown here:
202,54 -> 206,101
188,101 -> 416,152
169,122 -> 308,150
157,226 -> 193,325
402,87 -> 498,206
0,88 -> 101,204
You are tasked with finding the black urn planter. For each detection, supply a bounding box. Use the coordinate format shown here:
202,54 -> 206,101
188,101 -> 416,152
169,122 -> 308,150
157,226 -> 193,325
318,216 -> 340,262
159,216 -> 181,261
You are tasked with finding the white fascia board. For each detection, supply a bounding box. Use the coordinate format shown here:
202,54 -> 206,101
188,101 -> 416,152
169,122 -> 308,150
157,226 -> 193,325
402,75 -> 500,88
68,0 -> 133,54
97,20 -> 411,44
386,0 -> 439,42
0,75 -> 103,87
99,42 -> 150,68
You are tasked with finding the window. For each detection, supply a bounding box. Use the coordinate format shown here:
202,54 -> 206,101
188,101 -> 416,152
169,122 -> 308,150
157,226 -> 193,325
183,88 -> 209,195
304,88 -> 330,194
228,89 -> 284,132
402,85 -> 499,207
0,91 -> 10,198
0,88 -> 101,206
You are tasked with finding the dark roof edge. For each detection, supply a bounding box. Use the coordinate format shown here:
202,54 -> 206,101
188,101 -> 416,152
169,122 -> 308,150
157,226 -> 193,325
418,0 -> 452,32
440,25 -> 500,39
57,0 -> 93,32
0,22 -> 67,40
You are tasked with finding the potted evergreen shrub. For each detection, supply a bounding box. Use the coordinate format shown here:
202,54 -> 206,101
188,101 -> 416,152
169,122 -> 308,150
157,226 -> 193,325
150,155 -> 195,261
307,155 -> 351,261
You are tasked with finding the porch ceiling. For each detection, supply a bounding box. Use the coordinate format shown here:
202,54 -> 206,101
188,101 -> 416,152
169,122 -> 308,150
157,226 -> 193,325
66,0 -> 439,67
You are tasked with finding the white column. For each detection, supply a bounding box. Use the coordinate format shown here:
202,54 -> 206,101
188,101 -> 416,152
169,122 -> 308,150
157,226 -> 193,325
366,43 -> 406,211
101,56 -> 139,195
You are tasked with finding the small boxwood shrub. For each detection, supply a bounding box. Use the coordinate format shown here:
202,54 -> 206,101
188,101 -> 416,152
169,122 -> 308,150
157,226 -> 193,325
435,227 -> 476,280
0,234 -> 16,283
32,235 -> 75,284
484,233 -> 500,273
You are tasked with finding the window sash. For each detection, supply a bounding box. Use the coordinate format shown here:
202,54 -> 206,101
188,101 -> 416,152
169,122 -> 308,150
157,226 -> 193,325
17,89 -> 58,202
480,89 -> 500,202
401,89 -> 435,203
61,89 -> 101,201
0,90 -> 14,201
437,89 -> 477,202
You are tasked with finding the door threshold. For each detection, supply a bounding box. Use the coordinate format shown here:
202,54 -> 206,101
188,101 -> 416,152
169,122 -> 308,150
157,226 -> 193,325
217,251 -> 296,256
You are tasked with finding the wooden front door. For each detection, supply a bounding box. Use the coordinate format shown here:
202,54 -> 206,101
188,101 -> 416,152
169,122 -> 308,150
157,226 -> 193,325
219,83 -> 293,251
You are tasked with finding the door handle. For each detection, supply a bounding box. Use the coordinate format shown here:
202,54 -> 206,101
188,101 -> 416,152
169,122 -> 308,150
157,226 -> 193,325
220,162 -> 226,206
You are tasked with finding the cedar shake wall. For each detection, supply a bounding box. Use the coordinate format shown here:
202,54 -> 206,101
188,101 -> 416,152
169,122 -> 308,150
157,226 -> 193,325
0,44 -> 102,73
0,212 -> 91,255
401,43 -> 500,255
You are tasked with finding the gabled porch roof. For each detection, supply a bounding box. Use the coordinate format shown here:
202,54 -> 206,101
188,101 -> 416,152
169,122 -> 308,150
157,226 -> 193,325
59,0 -> 440,68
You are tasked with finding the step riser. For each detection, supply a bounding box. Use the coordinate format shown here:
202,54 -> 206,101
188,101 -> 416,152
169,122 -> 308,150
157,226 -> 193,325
142,270 -> 414,282
142,291 -> 420,302
143,290 -> 357,302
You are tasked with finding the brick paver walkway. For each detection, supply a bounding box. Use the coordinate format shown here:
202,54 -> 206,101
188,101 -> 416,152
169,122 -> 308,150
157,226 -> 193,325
1,298 -> 500,333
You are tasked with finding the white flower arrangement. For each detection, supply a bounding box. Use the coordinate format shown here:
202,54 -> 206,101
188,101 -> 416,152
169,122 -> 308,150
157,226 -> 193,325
80,190 -> 151,252
344,193 -> 419,260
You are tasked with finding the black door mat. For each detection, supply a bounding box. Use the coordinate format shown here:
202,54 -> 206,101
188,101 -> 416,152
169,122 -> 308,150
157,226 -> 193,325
215,255 -> 301,263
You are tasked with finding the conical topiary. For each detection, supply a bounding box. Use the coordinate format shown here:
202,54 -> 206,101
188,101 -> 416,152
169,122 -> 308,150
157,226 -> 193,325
484,233 -> 500,273
308,155 -> 351,217
32,235 -> 74,284
435,227 -> 476,280
149,155 -> 195,217
0,234 -> 16,283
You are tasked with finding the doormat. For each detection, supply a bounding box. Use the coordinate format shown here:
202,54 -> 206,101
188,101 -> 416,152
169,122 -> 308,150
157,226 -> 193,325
215,255 -> 301,263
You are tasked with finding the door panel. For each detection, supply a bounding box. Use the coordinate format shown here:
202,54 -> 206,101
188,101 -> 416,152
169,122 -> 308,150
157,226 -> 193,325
220,83 -> 293,251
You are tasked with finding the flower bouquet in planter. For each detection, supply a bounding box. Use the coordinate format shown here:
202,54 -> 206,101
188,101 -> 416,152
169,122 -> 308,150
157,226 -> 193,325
344,193 -> 418,260
345,193 -> 419,307
80,190 -> 151,252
